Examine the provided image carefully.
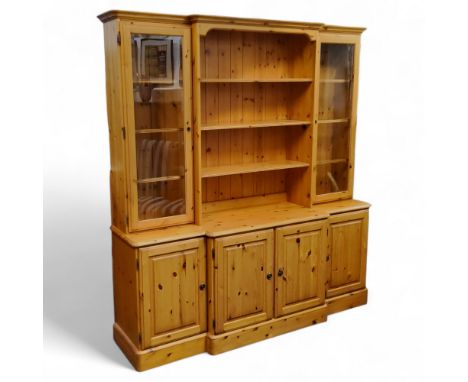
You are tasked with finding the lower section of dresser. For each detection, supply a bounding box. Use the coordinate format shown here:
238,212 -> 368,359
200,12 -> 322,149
114,288 -> 368,372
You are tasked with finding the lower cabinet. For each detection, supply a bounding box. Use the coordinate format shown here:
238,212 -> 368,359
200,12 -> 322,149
212,229 -> 274,334
327,210 -> 369,298
275,221 -> 327,316
139,238 -> 207,348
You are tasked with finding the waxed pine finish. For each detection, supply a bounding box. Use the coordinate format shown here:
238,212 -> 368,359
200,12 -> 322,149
99,10 -> 369,371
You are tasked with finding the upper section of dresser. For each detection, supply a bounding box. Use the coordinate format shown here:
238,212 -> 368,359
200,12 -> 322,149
98,10 -> 365,234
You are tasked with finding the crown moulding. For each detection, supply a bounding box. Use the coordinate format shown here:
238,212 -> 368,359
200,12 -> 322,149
97,10 -> 366,34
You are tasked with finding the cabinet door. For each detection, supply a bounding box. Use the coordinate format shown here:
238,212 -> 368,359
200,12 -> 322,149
213,230 -> 274,334
327,210 -> 368,298
140,238 -> 206,348
120,21 -> 193,231
275,221 -> 327,317
312,34 -> 360,203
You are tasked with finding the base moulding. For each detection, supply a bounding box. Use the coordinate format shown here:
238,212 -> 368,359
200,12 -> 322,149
114,288 -> 368,371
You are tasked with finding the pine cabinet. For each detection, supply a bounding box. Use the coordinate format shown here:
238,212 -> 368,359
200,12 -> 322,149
100,10 -> 370,371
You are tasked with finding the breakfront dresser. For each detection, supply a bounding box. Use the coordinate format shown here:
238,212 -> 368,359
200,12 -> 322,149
98,10 -> 370,371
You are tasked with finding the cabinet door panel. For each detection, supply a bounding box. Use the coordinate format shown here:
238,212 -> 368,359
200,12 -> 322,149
327,210 -> 368,297
275,221 -> 327,317
214,230 -> 274,333
140,238 -> 206,348
121,21 -> 194,231
312,35 -> 360,204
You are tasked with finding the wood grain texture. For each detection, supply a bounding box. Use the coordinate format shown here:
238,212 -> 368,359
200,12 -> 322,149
207,304 -> 327,354
112,234 -> 140,348
275,221 -> 327,316
139,238 -> 206,348
327,210 -> 369,298
213,229 -> 274,333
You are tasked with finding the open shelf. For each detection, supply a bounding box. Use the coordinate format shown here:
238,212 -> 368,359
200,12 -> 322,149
201,160 -> 309,178
201,120 -> 310,131
317,118 -> 349,124
316,158 -> 347,165
200,78 -> 313,83
136,128 -> 183,134
137,175 -> 183,184
319,79 -> 351,83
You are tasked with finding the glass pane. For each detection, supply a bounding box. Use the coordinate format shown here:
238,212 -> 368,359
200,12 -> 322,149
317,122 -> 349,163
131,33 -> 186,220
318,82 -> 352,120
138,180 -> 186,220
320,44 -> 354,80
316,43 -> 354,195
316,162 -> 348,195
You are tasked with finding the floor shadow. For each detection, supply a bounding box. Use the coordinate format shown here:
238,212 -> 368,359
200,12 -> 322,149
43,193 -> 131,369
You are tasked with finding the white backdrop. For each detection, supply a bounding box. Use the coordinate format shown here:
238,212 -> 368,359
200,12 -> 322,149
3,0 -> 467,381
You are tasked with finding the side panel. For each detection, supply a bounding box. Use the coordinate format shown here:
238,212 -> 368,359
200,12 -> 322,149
140,238 -> 206,348
104,20 -> 129,232
112,234 -> 140,347
327,209 -> 368,297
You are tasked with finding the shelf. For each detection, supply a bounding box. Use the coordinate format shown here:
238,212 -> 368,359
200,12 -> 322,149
134,79 -> 177,84
200,78 -> 313,83
317,118 -> 350,124
137,175 -> 183,184
320,79 -> 351,83
136,128 -> 183,134
316,158 -> 347,165
201,120 -> 310,131
201,160 -> 309,178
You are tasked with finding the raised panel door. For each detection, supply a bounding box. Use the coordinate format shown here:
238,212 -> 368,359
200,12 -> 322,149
213,230 -> 274,333
140,238 -> 206,348
327,210 -> 368,297
275,221 -> 327,316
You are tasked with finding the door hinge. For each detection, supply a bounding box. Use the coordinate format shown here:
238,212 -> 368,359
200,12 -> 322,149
212,319 -> 216,330
121,126 -> 126,140
211,247 -> 215,260
117,31 -> 121,46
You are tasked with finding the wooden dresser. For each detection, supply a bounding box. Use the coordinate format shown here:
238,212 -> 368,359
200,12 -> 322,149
98,10 -> 369,371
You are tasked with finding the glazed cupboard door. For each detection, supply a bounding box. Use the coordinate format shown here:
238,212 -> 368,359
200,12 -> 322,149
213,230 -> 274,334
313,34 -> 360,203
120,22 -> 194,231
139,238 -> 206,348
275,221 -> 327,316
327,210 -> 368,298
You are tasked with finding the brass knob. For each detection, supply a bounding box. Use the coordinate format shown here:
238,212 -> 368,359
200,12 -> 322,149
278,268 -> 284,277
266,273 -> 272,280
199,283 -> 206,290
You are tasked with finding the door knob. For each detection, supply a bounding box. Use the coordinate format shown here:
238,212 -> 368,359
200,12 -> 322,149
266,273 -> 272,280
277,268 -> 284,277
199,282 -> 206,290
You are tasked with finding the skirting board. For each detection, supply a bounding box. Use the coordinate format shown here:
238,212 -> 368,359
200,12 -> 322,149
113,289 -> 368,371
326,288 -> 368,315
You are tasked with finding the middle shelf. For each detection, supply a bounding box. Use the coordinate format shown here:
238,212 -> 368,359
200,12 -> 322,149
201,160 -> 309,178
201,119 -> 310,131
